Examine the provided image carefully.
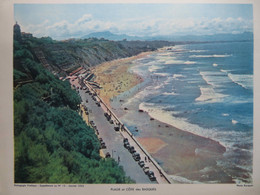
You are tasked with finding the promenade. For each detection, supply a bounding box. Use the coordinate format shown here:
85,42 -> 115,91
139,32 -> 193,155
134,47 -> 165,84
70,76 -> 171,184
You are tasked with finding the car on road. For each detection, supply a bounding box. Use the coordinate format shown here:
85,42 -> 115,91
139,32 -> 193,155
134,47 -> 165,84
143,167 -> 149,175
128,146 -> 136,154
147,171 -> 154,177
100,141 -> 106,149
134,155 -> 140,161
138,161 -> 145,167
124,142 -> 130,149
105,152 -> 111,158
132,152 -> 141,161
104,113 -> 111,121
132,152 -> 138,157
147,171 -> 156,181
123,138 -> 128,143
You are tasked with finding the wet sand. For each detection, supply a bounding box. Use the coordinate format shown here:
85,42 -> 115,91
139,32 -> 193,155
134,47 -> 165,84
92,51 -> 233,183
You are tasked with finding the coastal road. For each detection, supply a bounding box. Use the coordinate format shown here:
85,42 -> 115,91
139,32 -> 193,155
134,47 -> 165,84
78,87 -> 154,184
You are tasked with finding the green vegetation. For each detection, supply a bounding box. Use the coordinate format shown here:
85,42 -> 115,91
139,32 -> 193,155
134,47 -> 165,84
27,36 -> 174,77
13,38 -> 133,183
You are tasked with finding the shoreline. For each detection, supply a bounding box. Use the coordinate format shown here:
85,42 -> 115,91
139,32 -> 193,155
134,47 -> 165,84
92,49 -> 234,183
91,51 -> 153,107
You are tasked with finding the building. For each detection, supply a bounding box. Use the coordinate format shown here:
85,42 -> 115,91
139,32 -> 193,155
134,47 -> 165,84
21,32 -> 33,39
13,22 -> 21,41
14,22 -> 33,41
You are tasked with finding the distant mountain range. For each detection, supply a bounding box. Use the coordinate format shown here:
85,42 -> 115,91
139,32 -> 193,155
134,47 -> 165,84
82,31 -> 139,41
82,31 -> 253,42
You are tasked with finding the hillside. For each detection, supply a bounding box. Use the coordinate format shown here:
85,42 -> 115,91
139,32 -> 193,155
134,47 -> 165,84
13,38 -> 134,183
29,37 -> 175,77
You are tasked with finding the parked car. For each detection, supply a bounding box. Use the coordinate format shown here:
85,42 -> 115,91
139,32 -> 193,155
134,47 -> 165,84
100,141 -> 106,149
123,138 -> 128,143
105,152 -> 111,158
143,167 -> 149,175
134,155 -> 141,161
99,138 -> 103,142
114,126 -> 120,131
129,146 -> 136,154
138,161 -> 145,167
149,176 -> 156,181
149,175 -> 156,181
124,142 -> 130,149
147,171 -> 154,177
132,153 -> 141,161
104,113 -> 111,121
147,171 -> 156,181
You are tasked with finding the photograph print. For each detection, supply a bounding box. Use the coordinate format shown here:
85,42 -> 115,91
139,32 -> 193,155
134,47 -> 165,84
13,3 -> 253,184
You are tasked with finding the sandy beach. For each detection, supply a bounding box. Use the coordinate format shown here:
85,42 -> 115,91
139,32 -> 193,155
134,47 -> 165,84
91,52 -> 151,107
91,51 -> 233,183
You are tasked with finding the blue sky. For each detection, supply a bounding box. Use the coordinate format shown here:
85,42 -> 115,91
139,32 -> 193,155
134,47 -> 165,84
14,4 -> 253,40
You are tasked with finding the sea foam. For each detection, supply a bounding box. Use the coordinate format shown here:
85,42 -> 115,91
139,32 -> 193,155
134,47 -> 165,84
173,74 -> 185,79
148,65 -> 163,72
138,102 -> 249,150
195,87 -> 227,103
227,73 -> 253,90
199,71 -> 228,88
190,54 -> 232,58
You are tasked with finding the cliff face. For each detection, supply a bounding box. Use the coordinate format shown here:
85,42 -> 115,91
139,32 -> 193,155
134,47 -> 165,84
31,37 -> 175,76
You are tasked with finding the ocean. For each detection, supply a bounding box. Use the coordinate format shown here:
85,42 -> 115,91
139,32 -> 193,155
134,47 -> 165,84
126,41 -> 253,183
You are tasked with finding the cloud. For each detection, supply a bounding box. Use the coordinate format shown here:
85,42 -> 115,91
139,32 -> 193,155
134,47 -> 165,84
25,14 -> 253,40
76,14 -> 92,25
